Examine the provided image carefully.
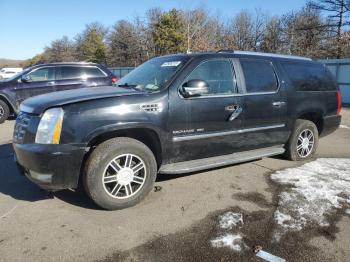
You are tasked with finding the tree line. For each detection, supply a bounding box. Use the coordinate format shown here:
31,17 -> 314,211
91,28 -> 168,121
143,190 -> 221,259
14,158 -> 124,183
26,0 -> 350,67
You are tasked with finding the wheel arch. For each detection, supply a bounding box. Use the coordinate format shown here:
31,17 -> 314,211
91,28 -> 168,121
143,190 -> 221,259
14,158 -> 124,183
295,110 -> 324,135
0,94 -> 17,115
85,127 -> 163,169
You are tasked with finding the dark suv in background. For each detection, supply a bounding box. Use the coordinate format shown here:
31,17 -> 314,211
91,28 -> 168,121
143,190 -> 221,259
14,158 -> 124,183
0,62 -> 117,123
13,51 -> 341,210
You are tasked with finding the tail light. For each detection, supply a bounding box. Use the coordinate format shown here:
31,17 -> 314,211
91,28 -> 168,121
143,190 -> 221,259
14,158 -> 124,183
111,76 -> 119,84
337,90 -> 342,115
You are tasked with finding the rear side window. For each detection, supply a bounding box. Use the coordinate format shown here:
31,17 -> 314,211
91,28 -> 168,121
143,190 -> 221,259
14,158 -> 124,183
240,59 -> 278,93
59,66 -> 106,80
282,62 -> 337,91
60,66 -> 83,79
185,59 -> 237,96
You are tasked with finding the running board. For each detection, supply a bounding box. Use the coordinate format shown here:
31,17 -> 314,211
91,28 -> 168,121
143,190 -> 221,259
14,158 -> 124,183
159,146 -> 285,174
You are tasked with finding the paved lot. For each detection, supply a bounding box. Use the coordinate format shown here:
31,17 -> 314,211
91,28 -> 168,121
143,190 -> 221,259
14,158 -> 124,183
0,109 -> 350,262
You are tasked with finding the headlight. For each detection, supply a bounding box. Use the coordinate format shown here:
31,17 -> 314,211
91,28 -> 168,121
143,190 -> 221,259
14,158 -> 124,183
35,108 -> 64,144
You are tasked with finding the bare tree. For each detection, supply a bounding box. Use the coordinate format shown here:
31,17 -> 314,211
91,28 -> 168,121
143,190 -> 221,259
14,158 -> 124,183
310,0 -> 350,58
261,17 -> 281,53
108,20 -> 139,66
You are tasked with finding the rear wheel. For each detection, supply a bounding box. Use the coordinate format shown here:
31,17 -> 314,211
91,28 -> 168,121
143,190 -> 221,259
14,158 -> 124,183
0,100 -> 10,124
284,119 -> 319,161
84,137 -> 157,210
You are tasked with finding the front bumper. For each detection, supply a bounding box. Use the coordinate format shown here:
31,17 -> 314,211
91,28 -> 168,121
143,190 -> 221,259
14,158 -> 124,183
13,143 -> 86,191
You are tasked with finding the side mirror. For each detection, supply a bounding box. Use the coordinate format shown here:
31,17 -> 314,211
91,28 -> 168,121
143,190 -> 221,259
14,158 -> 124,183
181,79 -> 209,97
21,75 -> 31,83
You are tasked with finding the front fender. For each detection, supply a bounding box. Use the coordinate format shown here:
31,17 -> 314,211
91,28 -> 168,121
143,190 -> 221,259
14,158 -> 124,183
84,122 -> 165,145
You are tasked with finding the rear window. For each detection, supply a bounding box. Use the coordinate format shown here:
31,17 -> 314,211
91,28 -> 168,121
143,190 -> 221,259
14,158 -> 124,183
282,61 -> 337,91
240,59 -> 278,93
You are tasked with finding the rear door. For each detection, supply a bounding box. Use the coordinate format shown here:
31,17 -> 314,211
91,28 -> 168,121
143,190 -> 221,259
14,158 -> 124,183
238,58 -> 289,149
15,66 -> 56,107
169,58 -> 246,162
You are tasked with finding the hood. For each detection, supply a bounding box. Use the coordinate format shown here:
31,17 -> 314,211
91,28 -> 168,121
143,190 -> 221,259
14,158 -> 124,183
20,86 -> 141,114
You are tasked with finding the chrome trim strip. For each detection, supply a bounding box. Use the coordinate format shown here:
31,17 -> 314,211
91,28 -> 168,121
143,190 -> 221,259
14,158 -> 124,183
172,124 -> 285,142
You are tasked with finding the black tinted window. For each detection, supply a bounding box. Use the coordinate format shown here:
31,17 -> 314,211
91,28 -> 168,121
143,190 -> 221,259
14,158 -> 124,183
186,59 -> 236,95
60,66 -> 83,79
282,62 -> 337,91
240,59 -> 278,93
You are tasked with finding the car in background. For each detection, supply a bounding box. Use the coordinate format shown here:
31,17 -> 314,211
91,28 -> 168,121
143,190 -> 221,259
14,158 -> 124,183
0,62 -> 117,123
0,67 -> 23,79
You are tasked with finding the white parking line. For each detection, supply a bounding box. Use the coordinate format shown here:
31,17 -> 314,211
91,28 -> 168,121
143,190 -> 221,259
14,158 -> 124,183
0,204 -> 19,219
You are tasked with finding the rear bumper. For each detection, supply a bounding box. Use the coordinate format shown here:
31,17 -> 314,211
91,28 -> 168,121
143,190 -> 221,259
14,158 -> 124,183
321,115 -> 341,137
13,143 -> 86,191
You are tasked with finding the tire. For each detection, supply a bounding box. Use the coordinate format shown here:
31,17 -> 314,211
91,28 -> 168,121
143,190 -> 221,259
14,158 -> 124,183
284,119 -> 319,161
0,100 -> 10,124
83,137 -> 157,210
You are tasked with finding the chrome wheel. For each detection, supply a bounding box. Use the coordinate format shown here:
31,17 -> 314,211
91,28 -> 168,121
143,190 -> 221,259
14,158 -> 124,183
102,154 -> 146,199
0,105 -> 4,117
297,129 -> 314,158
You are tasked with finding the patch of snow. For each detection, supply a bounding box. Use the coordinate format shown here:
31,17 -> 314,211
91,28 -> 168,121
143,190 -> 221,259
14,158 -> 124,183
210,234 -> 243,251
219,212 -> 243,229
271,158 -> 350,240
346,209 -> 350,215
340,125 -> 350,130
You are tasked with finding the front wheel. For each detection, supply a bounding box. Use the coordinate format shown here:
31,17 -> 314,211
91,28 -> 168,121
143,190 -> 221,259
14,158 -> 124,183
284,119 -> 319,161
0,100 -> 10,124
84,137 -> 157,210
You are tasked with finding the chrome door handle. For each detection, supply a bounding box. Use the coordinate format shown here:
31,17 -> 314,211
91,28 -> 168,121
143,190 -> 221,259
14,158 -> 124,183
228,106 -> 243,121
272,101 -> 286,107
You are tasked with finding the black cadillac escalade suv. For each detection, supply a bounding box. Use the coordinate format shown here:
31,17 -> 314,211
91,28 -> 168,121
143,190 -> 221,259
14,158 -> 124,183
13,51 -> 342,210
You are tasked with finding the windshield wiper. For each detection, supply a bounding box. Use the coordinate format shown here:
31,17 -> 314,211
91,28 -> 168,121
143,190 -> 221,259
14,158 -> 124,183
117,83 -> 143,91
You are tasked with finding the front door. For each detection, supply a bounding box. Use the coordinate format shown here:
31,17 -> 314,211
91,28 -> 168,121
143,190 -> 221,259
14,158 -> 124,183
15,66 -> 56,107
168,58 -> 246,163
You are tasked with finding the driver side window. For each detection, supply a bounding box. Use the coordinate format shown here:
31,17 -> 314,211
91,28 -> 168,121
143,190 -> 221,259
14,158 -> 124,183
26,67 -> 55,82
185,59 -> 237,96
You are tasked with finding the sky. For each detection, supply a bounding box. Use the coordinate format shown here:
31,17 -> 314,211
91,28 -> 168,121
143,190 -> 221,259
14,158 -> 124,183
0,0 -> 307,60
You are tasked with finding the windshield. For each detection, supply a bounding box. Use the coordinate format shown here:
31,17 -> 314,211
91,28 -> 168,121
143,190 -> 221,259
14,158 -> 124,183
116,56 -> 189,92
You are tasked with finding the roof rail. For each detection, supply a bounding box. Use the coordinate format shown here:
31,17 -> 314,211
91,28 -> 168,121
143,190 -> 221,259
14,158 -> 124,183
217,49 -> 234,53
234,51 -> 312,61
216,49 -> 311,61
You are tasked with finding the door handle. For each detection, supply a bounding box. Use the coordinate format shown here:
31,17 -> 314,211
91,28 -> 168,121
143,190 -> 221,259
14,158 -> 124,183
228,106 -> 243,121
272,101 -> 286,107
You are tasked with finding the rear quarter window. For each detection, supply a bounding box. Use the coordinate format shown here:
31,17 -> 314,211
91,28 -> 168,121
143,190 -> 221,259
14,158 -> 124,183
282,61 -> 337,91
83,67 -> 106,77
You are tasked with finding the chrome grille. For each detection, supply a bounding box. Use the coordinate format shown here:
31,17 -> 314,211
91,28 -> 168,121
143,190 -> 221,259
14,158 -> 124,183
13,112 -> 31,144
